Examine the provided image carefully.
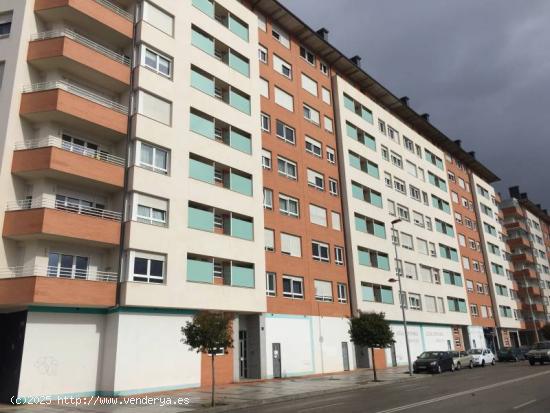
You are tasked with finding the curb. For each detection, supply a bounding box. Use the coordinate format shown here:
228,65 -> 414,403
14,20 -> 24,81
195,375 -> 424,413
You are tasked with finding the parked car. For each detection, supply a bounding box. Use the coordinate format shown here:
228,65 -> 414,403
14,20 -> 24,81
526,341 -> 550,365
451,351 -> 474,369
497,347 -> 529,362
468,348 -> 495,367
413,351 -> 455,374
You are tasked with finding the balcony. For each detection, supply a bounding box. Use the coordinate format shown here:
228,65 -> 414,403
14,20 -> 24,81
514,268 -> 538,280
20,81 -> 128,137
12,136 -> 124,190
34,0 -> 133,46
508,236 -> 531,249
521,302 -> 545,313
511,252 -> 535,264
3,197 -> 121,246
28,30 -> 130,91
0,266 -> 116,308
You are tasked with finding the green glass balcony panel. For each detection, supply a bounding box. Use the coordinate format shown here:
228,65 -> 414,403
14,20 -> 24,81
439,181 -> 447,192
370,192 -> 383,208
367,162 -> 379,179
230,128 -> 252,154
229,89 -> 251,114
346,122 -> 358,140
228,14 -> 249,42
380,287 -> 394,304
454,275 -> 463,287
458,300 -> 467,313
229,51 -> 250,77
231,217 -> 253,240
191,68 -> 215,96
358,249 -> 371,266
365,133 -> 376,151
447,298 -> 455,312
435,158 -> 444,170
231,264 -> 254,288
428,173 -> 436,186
361,107 -> 373,124
351,183 -> 364,200
362,285 -> 374,302
190,111 -> 215,139
188,206 -> 214,232
442,202 -> 450,214
450,249 -> 459,262
349,152 -> 361,169
187,258 -> 213,283
191,28 -> 214,56
373,222 -> 386,238
443,271 -> 452,285
230,172 -> 252,196
377,254 -> 390,271
343,94 -> 355,111
436,220 -> 444,233
189,158 -> 214,183
192,0 -> 214,17
355,216 -> 367,232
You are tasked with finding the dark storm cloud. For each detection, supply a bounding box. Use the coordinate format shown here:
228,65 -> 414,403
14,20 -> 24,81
279,0 -> 550,206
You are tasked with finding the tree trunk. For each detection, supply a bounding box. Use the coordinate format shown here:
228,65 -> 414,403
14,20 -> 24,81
371,347 -> 378,382
211,353 -> 216,407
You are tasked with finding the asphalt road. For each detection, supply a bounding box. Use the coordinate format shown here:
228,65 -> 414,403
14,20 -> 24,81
225,362 -> 550,413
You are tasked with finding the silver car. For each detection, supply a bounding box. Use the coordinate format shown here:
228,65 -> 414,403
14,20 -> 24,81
451,351 -> 474,370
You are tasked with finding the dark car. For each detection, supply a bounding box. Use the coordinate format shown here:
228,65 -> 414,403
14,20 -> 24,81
526,341 -> 550,365
497,347 -> 529,362
413,351 -> 455,374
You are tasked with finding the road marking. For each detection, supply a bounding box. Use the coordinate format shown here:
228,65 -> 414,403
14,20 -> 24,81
298,402 -> 345,412
374,370 -> 550,413
513,399 -> 537,410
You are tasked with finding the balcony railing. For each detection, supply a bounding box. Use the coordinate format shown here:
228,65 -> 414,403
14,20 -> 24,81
6,197 -> 122,221
23,81 -> 128,114
0,266 -> 118,282
94,0 -> 134,21
31,29 -> 131,65
14,136 -> 125,166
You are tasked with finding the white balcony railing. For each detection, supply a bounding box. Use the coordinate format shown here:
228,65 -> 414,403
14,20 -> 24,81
14,136 -> 125,166
94,0 -> 134,21
0,266 -> 118,282
31,29 -> 131,65
6,197 -> 122,221
23,81 -> 128,114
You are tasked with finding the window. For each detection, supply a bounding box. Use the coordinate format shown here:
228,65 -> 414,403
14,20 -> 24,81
470,304 -> 479,316
136,141 -> 168,174
312,241 -> 330,262
134,193 -> 168,226
263,188 -> 273,209
425,149 -> 444,170
381,145 -> 389,161
378,119 -> 387,135
432,195 -> 451,214
337,283 -> 348,303
443,270 -> 463,287
329,179 -> 339,196
420,265 -> 440,284
384,172 -> 392,188
130,251 -> 165,283
258,45 -> 268,63
324,116 -> 334,133
303,104 -> 320,125
305,136 -> 322,157
331,211 -> 341,230
322,87 -> 331,105
428,171 -> 447,192
357,247 -> 390,270
387,126 -> 400,143
47,253 -> 89,279
300,45 -> 316,65
462,257 -> 470,270
276,120 -> 296,144
425,295 -> 437,313
279,194 -> 299,217
142,46 -> 172,77
280,233 -> 301,257
283,275 -> 304,299
264,228 -> 275,252
259,77 -> 269,97
435,218 -> 455,237
404,262 -> 418,279
262,149 -> 272,169
480,305 -> 488,318
397,204 -> 410,221
439,244 -> 459,261
137,90 -> 172,125
417,238 -> 428,255
401,233 -> 414,250
301,73 -> 318,96
458,234 -> 466,247
403,137 -> 415,153
320,62 -> 329,75
326,147 -> 335,163
409,293 -> 422,310
272,24 -> 290,48
447,297 -> 467,313
335,247 -> 345,265
390,151 -> 403,168
309,204 -> 327,226
362,282 -> 394,304
261,112 -> 270,132
307,169 -> 324,190
0,61 -> 4,89
266,272 -> 276,296
405,161 -> 418,177
274,87 -> 294,111
273,54 -> 292,78
277,156 -> 297,179
314,280 -> 333,302
410,185 -> 421,201
143,1 -> 174,36
412,211 -> 425,227
393,178 -> 406,194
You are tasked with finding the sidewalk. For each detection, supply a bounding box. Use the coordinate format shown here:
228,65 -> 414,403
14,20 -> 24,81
0,367 -> 420,413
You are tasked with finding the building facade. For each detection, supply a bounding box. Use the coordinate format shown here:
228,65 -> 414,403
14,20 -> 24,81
0,0 -> 542,400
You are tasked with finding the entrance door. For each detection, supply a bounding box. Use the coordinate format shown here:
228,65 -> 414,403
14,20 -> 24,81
272,343 -> 281,378
342,342 -> 350,371
239,330 -> 247,378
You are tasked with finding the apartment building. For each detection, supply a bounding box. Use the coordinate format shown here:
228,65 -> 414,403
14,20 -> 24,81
501,187 -> 550,344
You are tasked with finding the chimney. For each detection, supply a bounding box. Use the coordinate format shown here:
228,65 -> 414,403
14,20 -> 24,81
509,186 -> 520,198
421,113 -> 430,122
317,27 -> 329,41
454,140 -> 462,147
468,151 -> 476,159
350,55 -> 362,68
400,96 -> 410,106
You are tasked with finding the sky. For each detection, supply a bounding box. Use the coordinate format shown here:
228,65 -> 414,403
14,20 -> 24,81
279,0 -> 550,207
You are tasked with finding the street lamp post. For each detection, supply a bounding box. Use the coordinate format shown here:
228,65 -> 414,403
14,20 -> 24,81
389,218 -> 413,377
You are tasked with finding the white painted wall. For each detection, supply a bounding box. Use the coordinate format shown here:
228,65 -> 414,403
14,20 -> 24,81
311,316 -> 355,373
468,325 -> 486,349
387,324 -> 453,366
